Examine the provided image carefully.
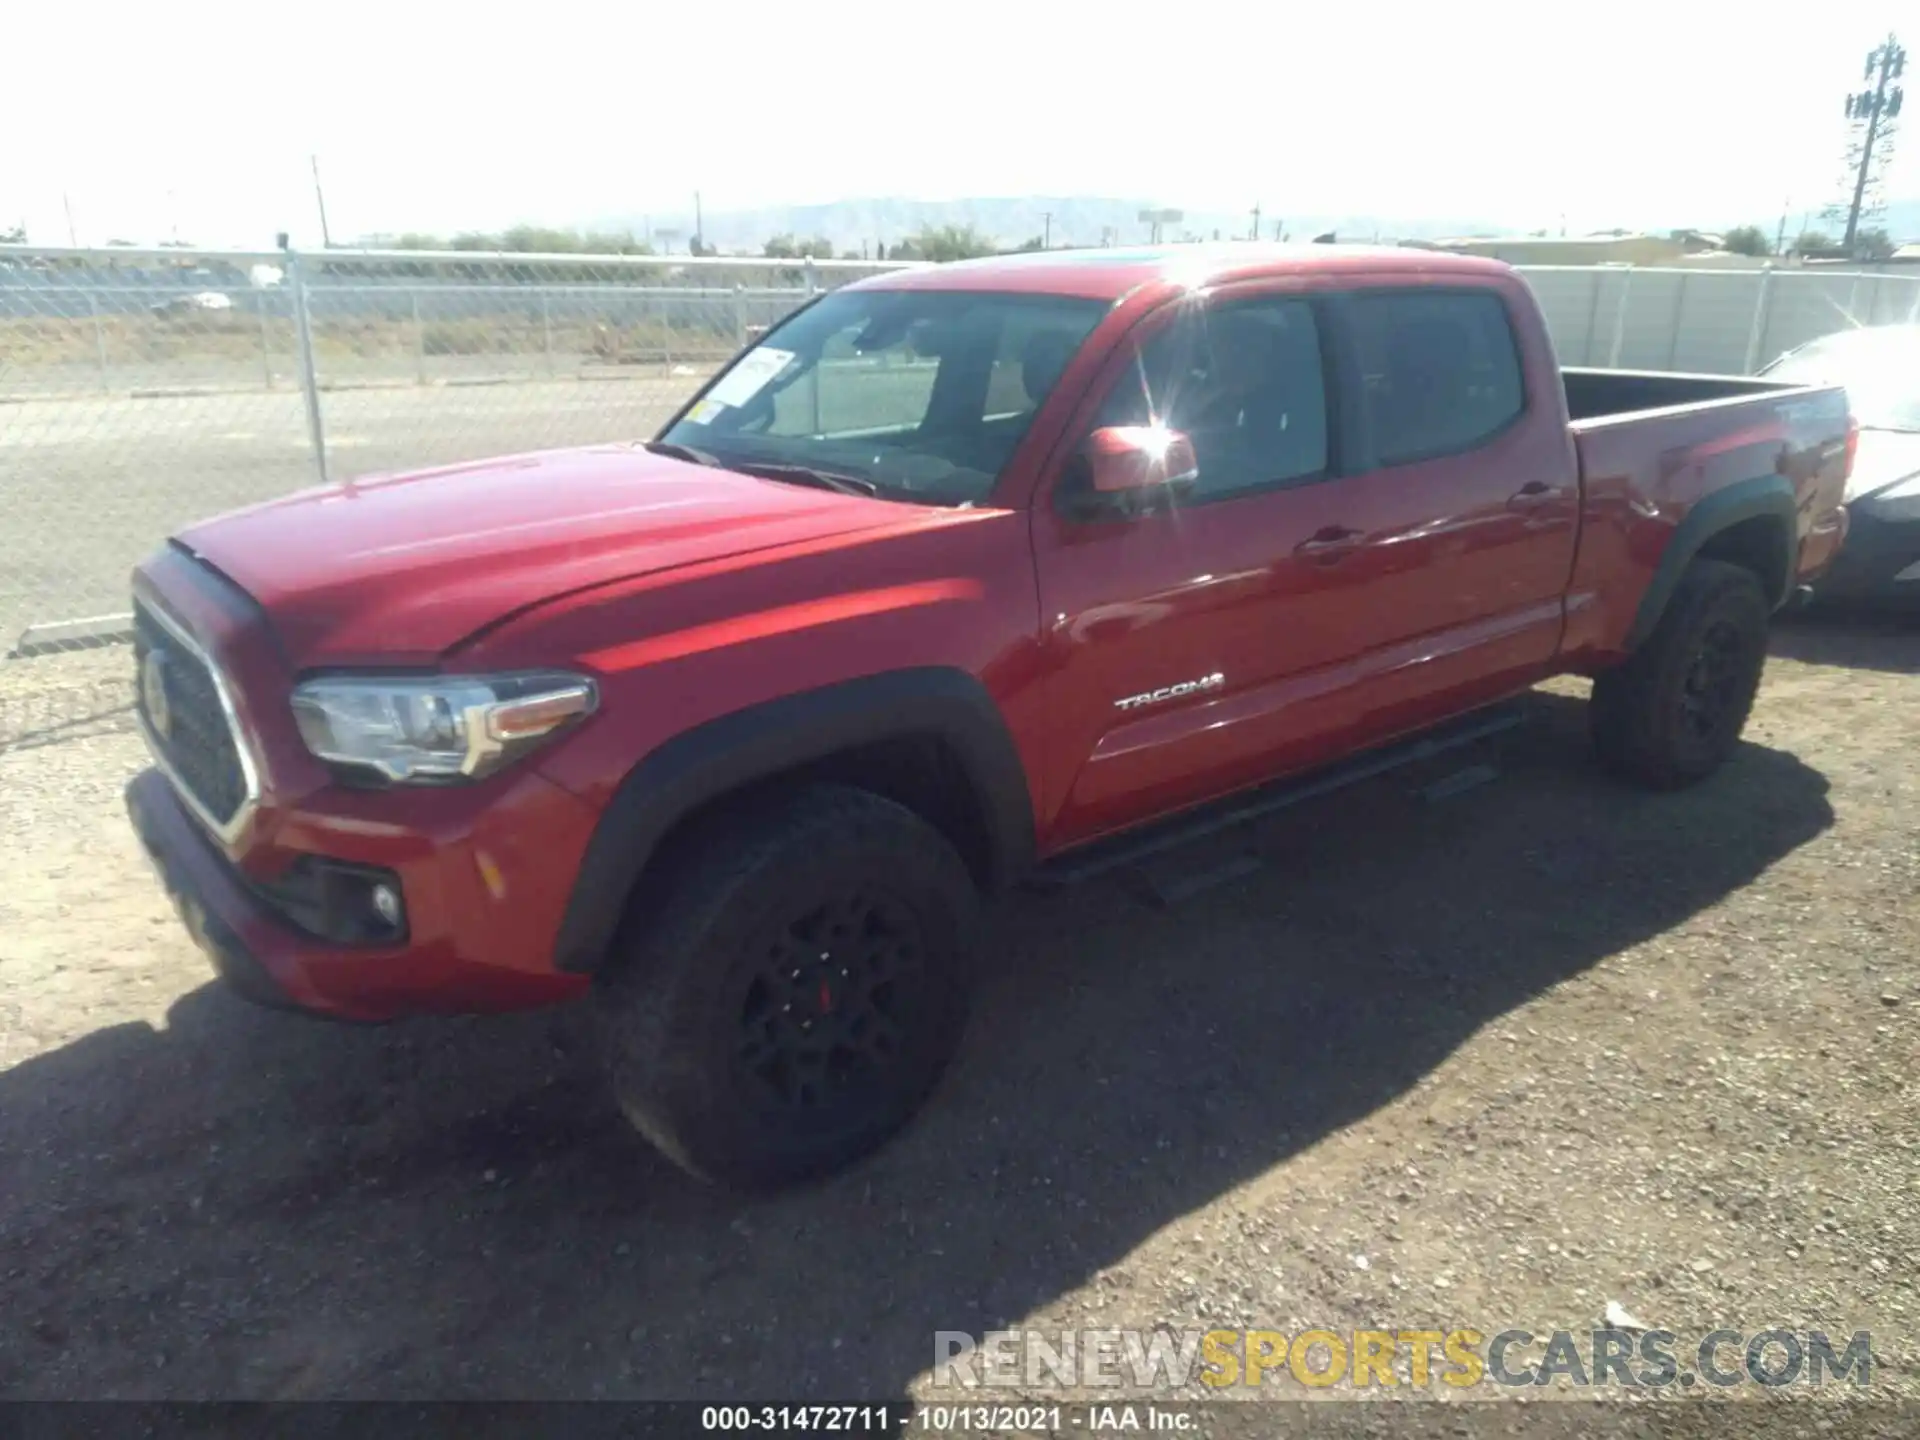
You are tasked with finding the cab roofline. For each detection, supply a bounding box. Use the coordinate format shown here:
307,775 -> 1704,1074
845,242 -> 1514,301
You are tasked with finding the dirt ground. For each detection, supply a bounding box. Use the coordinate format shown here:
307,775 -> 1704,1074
0,615 -> 1915,1423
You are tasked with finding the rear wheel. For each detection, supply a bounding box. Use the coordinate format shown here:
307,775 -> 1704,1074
595,784 -> 977,1189
1591,559 -> 1771,790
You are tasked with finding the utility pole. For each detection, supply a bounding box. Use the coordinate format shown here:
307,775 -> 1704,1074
1774,201 -> 1790,258
1250,202 -> 1261,241
1833,35 -> 1905,256
62,192 -> 78,246
693,190 -> 704,253
1042,211 -> 1052,248
310,155 -> 333,248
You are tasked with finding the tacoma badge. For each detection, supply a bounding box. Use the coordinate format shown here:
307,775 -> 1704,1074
1114,672 -> 1225,711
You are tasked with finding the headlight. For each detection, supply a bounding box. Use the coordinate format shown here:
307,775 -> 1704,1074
290,672 -> 597,784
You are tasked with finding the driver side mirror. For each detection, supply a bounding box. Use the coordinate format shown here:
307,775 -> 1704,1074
1080,425 -> 1199,510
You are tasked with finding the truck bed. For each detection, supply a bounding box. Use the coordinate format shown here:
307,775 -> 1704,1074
1561,367 -> 1801,425
1556,371 -> 1852,664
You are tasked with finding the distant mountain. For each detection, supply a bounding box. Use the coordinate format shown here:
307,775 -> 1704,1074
590,196 -> 1513,257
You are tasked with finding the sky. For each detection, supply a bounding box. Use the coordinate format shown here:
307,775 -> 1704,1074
5,0 -> 1916,248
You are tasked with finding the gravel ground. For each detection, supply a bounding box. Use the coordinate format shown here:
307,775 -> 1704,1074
0,615 -> 1915,1429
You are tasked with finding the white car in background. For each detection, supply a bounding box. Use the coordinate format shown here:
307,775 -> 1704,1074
1760,324 -> 1920,610
148,290 -> 235,316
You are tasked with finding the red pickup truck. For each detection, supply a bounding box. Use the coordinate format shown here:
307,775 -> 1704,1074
125,245 -> 1853,1188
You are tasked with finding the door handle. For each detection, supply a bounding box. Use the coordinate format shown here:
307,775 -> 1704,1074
1294,525 -> 1363,564
1507,481 -> 1556,510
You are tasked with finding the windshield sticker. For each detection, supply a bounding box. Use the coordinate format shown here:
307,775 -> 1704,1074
706,347 -> 795,407
684,398 -> 728,425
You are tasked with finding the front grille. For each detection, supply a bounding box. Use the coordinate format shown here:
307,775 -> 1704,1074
133,601 -> 249,830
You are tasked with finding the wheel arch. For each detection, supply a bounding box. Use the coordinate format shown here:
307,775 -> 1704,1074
1625,475 -> 1797,653
552,667 -> 1034,975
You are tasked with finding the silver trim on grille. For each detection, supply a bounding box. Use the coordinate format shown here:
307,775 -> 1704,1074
134,598 -> 262,847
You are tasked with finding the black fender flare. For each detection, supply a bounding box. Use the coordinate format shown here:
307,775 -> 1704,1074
552,667 -> 1035,974
1623,475 -> 1798,652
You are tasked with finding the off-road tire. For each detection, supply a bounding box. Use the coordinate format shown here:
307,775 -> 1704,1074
1591,559 -> 1771,790
595,784 -> 978,1190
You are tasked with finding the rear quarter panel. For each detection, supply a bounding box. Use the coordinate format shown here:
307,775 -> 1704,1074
1559,384 -> 1851,664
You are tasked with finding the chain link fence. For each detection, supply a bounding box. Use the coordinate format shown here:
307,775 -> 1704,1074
5,244 -> 1920,665
0,244 -> 900,659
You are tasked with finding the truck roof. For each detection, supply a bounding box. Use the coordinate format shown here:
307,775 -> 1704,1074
853,243 -> 1514,301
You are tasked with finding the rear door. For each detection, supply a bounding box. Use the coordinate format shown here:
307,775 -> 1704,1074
1314,283 -> 1581,712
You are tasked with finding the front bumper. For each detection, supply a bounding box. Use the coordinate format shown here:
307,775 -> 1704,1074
128,768 -> 595,1021
1813,500 -> 1920,607
127,769 -> 310,1015
125,548 -> 611,1021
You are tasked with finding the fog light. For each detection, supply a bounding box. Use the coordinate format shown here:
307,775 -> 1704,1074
370,883 -> 403,928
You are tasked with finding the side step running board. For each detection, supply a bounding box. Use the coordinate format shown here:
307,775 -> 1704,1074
1028,700 -> 1528,890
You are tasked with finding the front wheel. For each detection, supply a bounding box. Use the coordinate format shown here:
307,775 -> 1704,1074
595,785 -> 978,1190
1590,559 -> 1771,790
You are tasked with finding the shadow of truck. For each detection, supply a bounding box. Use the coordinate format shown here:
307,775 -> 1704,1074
0,691 -> 1833,1403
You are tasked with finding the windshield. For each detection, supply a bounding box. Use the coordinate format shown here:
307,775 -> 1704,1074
1762,326 -> 1920,433
660,288 -> 1109,506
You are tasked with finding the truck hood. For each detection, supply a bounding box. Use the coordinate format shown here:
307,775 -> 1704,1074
1847,430 -> 1920,503
175,445 -> 905,666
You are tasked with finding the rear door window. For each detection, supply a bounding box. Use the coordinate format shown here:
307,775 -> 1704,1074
1347,291 -> 1525,466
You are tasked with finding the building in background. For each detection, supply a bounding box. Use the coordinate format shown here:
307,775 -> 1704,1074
1400,232 -> 1715,265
